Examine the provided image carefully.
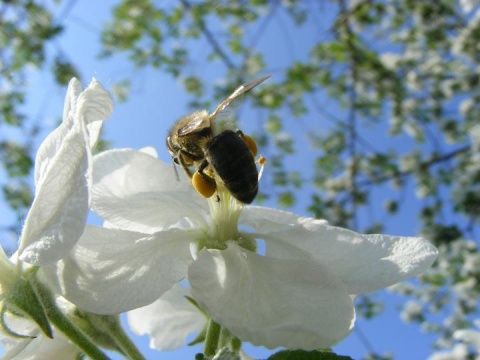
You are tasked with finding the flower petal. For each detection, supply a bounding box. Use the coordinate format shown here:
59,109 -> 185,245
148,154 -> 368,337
19,79 -> 112,266
127,284 -> 205,351
240,206 -> 326,233
259,218 -> 438,294
42,226 -> 195,314
77,78 -> 113,149
34,78 -> 112,186
2,332 -> 79,360
454,328 -> 480,348
188,242 -> 355,350
19,129 -> 89,266
34,78 -> 82,186
1,310 -> 79,360
92,149 -> 208,232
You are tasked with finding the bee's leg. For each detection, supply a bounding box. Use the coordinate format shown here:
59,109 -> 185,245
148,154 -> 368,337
192,160 -> 217,198
178,155 -> 194,178
197,160 -> 216,186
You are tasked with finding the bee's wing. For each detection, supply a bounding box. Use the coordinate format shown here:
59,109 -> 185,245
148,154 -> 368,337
209,74 -> 271,120
177,114 -> 210,136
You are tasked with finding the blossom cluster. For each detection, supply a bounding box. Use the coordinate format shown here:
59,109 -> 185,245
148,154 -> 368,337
0,79 -> 438,359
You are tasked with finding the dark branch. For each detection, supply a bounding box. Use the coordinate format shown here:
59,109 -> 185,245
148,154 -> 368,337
357,145 -> 471,187
180,0 -> 236,70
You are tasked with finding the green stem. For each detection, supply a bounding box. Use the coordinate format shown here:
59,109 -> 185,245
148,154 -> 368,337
30,277 -> 110,360
100,315 -> 145,360
231,337 -> 241,353
204,319 -> 222,357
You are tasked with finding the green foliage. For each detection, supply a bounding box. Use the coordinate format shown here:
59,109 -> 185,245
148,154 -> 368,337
0,0 -> 78,226
268,349 -> 353,360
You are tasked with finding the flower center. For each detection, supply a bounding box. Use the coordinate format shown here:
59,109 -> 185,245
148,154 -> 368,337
199,185 -> 256,252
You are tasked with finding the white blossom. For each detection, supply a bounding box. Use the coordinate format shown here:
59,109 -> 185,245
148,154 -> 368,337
401,300 -> 424,323
454,319 -> 480,354
0,78 -> 112,358
127,284 -> 205,351
43,148 -> 438,350
18,78 -> 113,266
428,344 -> 469,360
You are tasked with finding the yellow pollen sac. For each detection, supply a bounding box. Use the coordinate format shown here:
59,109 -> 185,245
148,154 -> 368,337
242,134 -> 258,157
192,171 -> 216,198
258,156 -> 266,166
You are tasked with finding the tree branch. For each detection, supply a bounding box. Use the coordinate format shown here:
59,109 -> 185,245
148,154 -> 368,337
180,0 -> 236,70
357,145 -> 471,187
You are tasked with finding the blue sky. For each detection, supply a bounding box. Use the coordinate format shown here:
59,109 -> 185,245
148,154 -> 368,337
1,1 -> 443,359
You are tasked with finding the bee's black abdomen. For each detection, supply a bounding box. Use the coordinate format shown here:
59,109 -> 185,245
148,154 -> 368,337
207,130 -> 258,204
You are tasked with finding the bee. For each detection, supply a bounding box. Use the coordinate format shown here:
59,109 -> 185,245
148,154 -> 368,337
166,75 -> 270,204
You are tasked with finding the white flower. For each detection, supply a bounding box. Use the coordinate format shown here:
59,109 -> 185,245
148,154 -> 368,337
0,76 -> 112,295
18,78 -> 113,266
127,283 -> 205,351
43,148 -> 438,350
401,300 -> 424,323
453,319 -> 480,354
0,78 -> 112,355
427,344 -> 469,360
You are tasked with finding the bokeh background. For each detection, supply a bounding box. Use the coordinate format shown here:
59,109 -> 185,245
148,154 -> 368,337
1,1 -> 479,359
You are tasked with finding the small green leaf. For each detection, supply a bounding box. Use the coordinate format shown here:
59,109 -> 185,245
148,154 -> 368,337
268,349 -> 353,360
278,191 -> 296,207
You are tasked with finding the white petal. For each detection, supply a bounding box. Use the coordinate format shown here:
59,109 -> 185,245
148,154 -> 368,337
189,242 -> 355,350
77,78 -> 113,124
92,149 -> 208,232
19,79 -> 113,266
76,78 -> 113,148
259,219 -> 438,294
454,328 -> 480,348
34,78 -> 111,185
2,331 -> 79,360
127,284 -> 205,351
19,130 -> 89,266
34,78 -> 82,185
62,78 -> 83,122
42,226 -> 195,314
240,206 -> 326,233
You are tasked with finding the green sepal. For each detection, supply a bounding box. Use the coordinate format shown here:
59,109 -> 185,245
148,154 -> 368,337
72,310 -> 145,360
185,295 -> 207,315
194,348 -> 241,360
28,274 -> 110,360
70,310 -> 124,353
185,295 -> 207,346
267,349 -> 353,360
212,348 -> 240,360
5,276 -> 53,338
188,325 -> 206,346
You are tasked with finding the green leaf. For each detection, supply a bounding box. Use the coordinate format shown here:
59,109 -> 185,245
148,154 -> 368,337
268,349 -> 353,360
278,191 -> 295,207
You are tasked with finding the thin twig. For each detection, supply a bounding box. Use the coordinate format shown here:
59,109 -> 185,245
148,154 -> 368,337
180,0 -> 236,70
